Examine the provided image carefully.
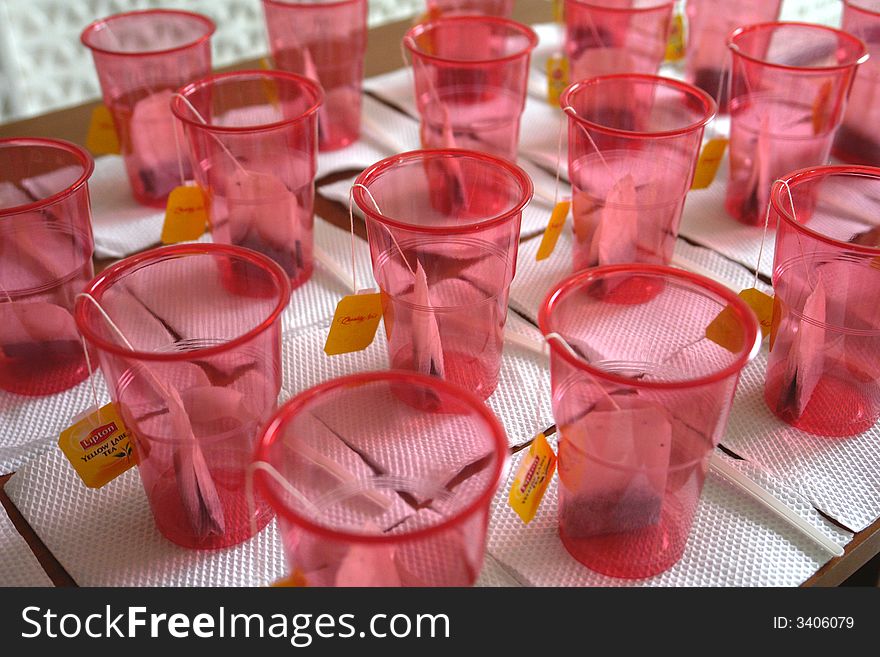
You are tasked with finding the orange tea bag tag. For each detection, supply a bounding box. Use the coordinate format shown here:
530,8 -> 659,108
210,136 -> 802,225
508,432 -> 557,524
86,104 -> 121,155
162,185 -> 208,244
547,54 -> 570,106
665,14 -> 686,62
691,138 -> 729,190
553,0 -> 564,23
706,288 -> 774,353
536,199 -> 571,261
324,290 -> 383,356
58,403 -> 135,489
812,80 -> 834,135
259,57 -> 281,109
272,569 -> 309,587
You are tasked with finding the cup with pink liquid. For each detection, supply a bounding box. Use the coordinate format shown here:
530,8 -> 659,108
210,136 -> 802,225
262,0 -> 367,151
764,166 -> 880,438
725,22 -> 868,226
564,0 -> 674,81
254,371 -> 508,586
81,9 -> 215,207
0,139 -> 95,397
404,15 -> 538,161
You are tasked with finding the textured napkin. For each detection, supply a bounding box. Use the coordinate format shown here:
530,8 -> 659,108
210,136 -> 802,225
487,447 -> 851,587
0,506 -> 52,586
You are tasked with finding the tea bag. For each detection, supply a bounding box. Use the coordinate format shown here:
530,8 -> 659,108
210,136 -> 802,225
0,301 -> 79,362
742,114 -> 772,221
558,395 -> 672,537
302,47 -> 330,144
588,173 -> 639,266
778,272 -> 827,419
851,225 -> 880,247
412,260 -> 445,379
130,89 -> 182,194
227,167 -> 303,276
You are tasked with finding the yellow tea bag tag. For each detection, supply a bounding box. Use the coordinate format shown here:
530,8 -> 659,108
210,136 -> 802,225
553,0 -> 564,23
665,14 -> 686,62
812,80 -> 833,135
271,569 -> 309,587
691,138 -> 728,190
706,287 -> 774,353
162,185 -> 208,244
259,57 -> 281,109
546,54 -> 570,106
86,105 -> 121,155
58,403 -> 135,489
509,432 -> 557,524
324,290 -> 383,356
536,200 -> 571,262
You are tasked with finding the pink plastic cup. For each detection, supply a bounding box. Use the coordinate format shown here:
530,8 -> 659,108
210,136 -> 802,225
262,0 -> 367,152
254,371 -> 508,587
540,265 -> 759,579
834,1 -> 880,165
726,22 -> 868,226
354,149 -> 532,401
684,0 -> 783,112
765,166 -> 880,438
403,16 -> 538,161
171,70 -> 323,292
564,0 -> 674,81
81,9 -> 215,208
75,244 -> 291,550
426,0 -> 514,17
561,75 -> 716,294
0,139 -> 95,397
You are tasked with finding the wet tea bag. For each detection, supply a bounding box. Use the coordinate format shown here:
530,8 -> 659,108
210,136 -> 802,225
130,89 -> 182,193
851,225 -> 880,247
412,260 -> 445,379
779,272 -> 827,419
20,166 -> 83,201
589,173 -> 639,266
558,395 -> 672,537
743,114 -> 772,220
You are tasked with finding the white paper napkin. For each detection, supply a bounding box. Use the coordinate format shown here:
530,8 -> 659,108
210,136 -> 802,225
0,505 -> 53,586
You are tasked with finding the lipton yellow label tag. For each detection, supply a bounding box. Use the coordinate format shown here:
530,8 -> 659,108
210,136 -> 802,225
691,138 -> 729,190
665,14 -> 686,62
162,185 -> 208,244
58,403 -> 135,489
509,432 -> 557,524
537,200 -> 571,262
706,287 -> 774,353
259,57 -> 281,109
547,54 -> 570,106
324,291 -> 383,356
812,80 -> 834,135
553,0 -> 564,23
86,105 -> 121,156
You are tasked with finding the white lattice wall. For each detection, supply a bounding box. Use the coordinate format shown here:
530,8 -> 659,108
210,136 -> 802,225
0,0 -> 846,123
0,0 -> 423,122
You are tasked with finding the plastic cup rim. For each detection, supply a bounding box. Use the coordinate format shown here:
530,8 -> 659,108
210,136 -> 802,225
538,264 -> 760,391
170,70 -> 325,133
75,243 -> 292,363
566,0 -> 675,14
254,370 -> 509,545
844,0 -> 880,17
0,138 -> 94,216
80,8 -> 216,59
404,15 -> 539,66
353,148 -> 533,235
263,0 -> 365,8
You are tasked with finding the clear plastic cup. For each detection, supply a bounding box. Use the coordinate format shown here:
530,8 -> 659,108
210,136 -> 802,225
253,371 -> 508,587
726,22 -> 868,226
75,244 -> 291,550
564,0 -> 674,81
539,265 -> 759,579
353,149 -> 532,401
684,0 -> 783,112
561,75 -> 716,290
171,70 -> 323,292
426,0 -> 514,17
834,1 -> 880,166
262,0 -> 367,152
0,139 -> 95,397
403,16 -> 538,161
765,166 -> 880,438
81,9 -> 215,208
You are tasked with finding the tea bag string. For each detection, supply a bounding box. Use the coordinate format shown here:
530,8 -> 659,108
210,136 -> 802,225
172,93 -> 251,177
545,332 -> 622,411
553,112 -> 566,208
401,34 -> 456,139
561,105 -> 614,178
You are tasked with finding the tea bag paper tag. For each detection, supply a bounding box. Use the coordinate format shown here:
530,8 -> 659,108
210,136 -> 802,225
706,288 -> 774,353
58,402 -> 135,489
162,185 -> 208,244
536,199 -> 571,261
324,290 -> 383,356
553,0 -> 564,23
86,105 -> 121,155
271,569 -> 309,587
812,81 -> 833,135
547,54 -> 570,106
665,14 -> 686,62
509,432 -> 557,524
259,57 -> 281,109
691,138 -> 729,190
